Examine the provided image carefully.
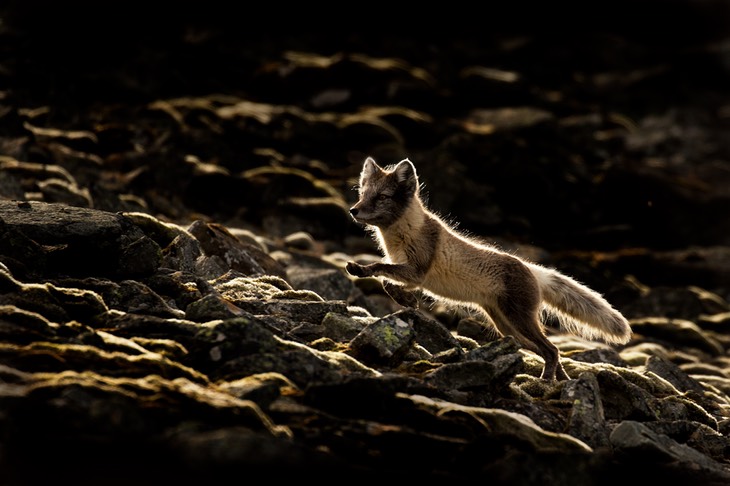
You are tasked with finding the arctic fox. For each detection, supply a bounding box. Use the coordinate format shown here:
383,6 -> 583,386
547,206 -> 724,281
346,157 -> 632,381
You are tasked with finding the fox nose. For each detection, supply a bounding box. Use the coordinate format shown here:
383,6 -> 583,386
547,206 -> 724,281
349,207 -> 359,217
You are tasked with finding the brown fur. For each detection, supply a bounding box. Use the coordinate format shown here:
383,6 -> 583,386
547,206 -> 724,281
347,157 -> 632,381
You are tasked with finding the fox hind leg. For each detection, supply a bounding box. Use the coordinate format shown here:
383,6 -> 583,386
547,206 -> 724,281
478,257 -> 570,381
484,301 -> 570,382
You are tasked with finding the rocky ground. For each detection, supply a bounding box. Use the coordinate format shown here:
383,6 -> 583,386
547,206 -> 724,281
1,2 -> 730,484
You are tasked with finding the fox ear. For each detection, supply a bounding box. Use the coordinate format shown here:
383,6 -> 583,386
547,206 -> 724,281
394,159 -> 417,185
360,157 -> 382,184
363,157 -> 381,173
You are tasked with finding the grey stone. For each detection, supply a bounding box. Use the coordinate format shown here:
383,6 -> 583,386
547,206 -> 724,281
610,421 -> 730,484
348,312 -> 415,367
0,200 -> 161,278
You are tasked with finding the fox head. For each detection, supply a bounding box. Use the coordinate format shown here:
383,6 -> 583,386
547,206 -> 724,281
349,157 -> 419,228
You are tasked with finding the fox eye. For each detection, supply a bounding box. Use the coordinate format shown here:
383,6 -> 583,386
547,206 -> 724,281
376,194 -> 389,201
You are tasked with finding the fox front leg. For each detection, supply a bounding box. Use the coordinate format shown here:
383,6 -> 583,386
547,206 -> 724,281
345,261 -> 372,278
346,261 -> 424,284
346,262 -> 419,308
382,280 -> 419,308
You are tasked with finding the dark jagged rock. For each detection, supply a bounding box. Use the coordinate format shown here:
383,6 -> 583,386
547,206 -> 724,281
0,200 -> 161,278
2,199 -> 727,482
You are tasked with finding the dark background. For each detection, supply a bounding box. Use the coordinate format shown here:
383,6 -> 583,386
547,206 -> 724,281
1,0 -> 729,254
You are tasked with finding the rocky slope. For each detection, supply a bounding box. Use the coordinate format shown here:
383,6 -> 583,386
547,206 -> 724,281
1,3 -> 730,484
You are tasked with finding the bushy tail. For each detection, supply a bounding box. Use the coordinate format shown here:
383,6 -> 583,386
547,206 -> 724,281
527,263 -> 632,344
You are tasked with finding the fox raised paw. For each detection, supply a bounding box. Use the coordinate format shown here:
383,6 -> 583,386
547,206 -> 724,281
345,261 -> 369,277
347,261 -> 419,308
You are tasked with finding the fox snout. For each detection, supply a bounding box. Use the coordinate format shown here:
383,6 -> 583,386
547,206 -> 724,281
349,202 -> 373,224
350,199 -> 368,218
349,198 -> 399,227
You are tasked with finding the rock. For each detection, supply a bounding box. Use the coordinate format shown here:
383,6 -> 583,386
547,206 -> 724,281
286,264 -> 359,301
187,220 -> 288,280
610,421 -> 730,484
630,317 -> 725,356
424,355 -> 522,400
0,200 -> 161,278
348,311 -> 416,367
217,371 -> 299,409
562,372 -> 609,449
